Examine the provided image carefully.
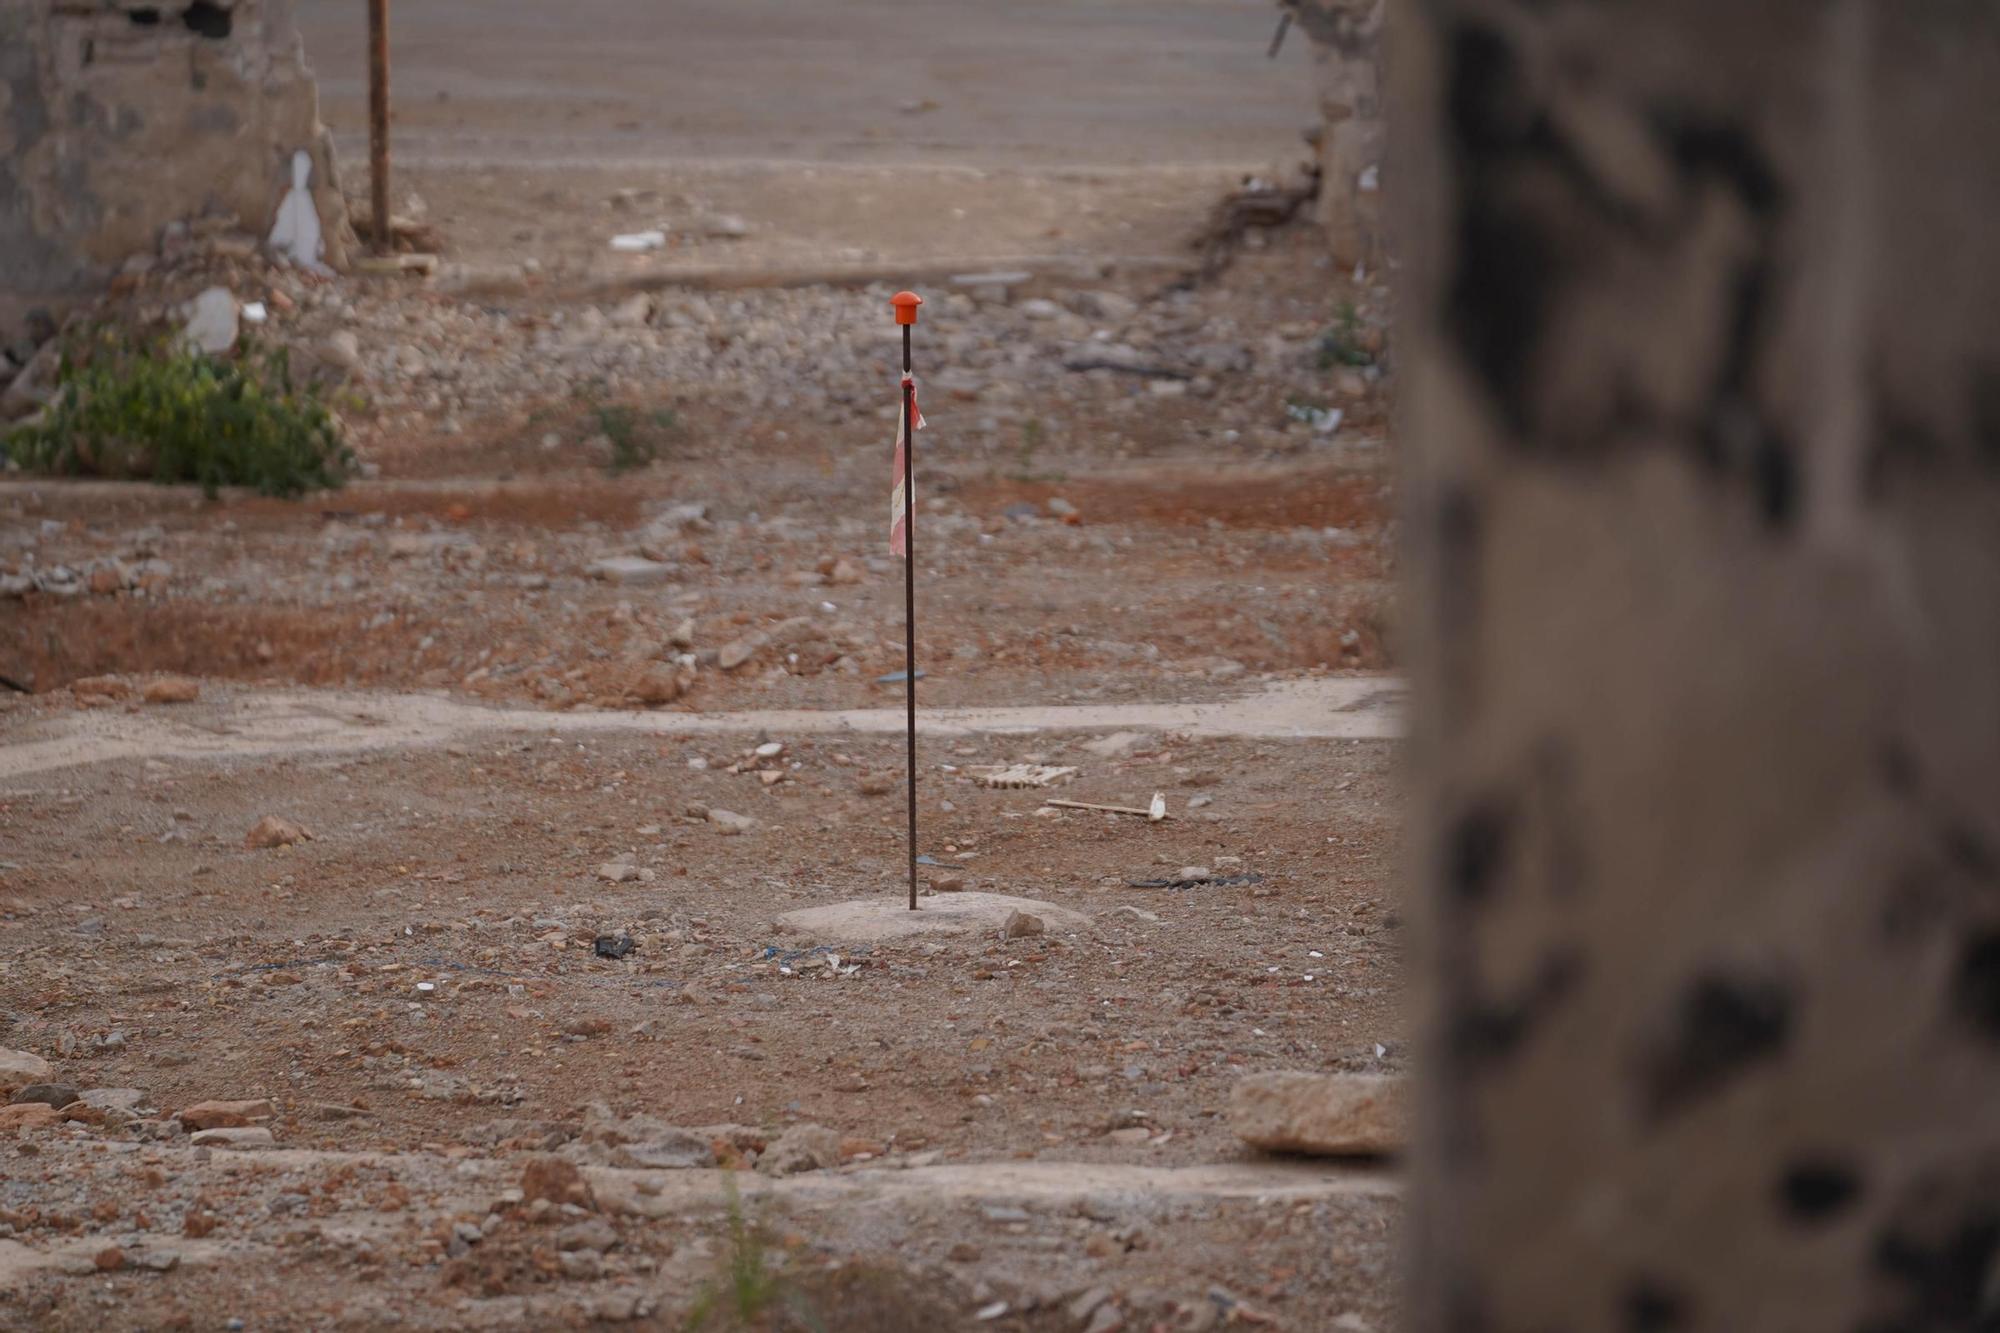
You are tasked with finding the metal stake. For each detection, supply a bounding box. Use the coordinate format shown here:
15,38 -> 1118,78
902,319 -> 919,912
367,0 -> 392,257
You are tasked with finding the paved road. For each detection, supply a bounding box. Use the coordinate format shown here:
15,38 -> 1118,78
296,0 -> 1318,168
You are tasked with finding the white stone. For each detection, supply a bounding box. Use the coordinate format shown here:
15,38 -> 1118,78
587,557 -> 676,586
181,287 -> 238,355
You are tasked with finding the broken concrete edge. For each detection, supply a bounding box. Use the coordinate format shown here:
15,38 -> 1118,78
770,893 -> 1092,946
0,1151 -> 1396,1286
451,254 -> 1193,305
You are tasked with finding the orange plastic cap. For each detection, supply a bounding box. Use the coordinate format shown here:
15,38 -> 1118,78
891,290 -> 924,325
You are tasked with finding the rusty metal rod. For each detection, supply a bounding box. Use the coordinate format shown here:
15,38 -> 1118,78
903,320 -> 919,912
367,0 -> 391,257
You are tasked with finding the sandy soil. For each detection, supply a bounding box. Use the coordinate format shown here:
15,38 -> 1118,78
0,6 -> 1402,1327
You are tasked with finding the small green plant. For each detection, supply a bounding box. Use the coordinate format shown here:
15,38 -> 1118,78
685,1175 -> 819,1331
6,329 -> 351,499
569,378 -> 680,473
1317,301 -> 1375,371
597,404 -> 681,473
1003,417 -> 1064,484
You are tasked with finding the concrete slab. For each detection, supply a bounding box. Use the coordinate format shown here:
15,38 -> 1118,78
773,892 -> 1089,944
0,676 -> 1405,781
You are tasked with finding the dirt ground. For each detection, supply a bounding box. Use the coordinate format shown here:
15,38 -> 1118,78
1,7 -> 1404,1329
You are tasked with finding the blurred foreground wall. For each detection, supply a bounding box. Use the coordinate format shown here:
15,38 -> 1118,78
1398,1 -> 2000,1327
0,0 -> 350,346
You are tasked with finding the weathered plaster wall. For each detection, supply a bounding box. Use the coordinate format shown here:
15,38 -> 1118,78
1398,1 -> 2000,1327
0,0 -> 350,344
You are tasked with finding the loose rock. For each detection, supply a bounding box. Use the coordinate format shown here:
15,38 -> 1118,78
1003,910 -> 1047,939
243,816 -> 312,850
0,1049 -> 53,1090
180,1099 -> 275,1130
143,676 -> 201,704
522,1155 -> 597,1210
757,1123 -> 842,1176
11,1083 -> 79,1110
189,1126 -> 276,1148
1229,1072 -> 1407,1157
0,1104 -> 59,1131
708,808 -> 754,835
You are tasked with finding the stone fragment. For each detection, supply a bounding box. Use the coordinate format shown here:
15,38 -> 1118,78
243,816 -> 311,850
523,1155 -> 597,1210
323,330 -> 364,374
70,675 -> 130,700
1229,1072 -> 1406,1157
79,1088 -> 145,1113
629,663 -> 687,705
718,634 -> 762,671
588,556 -> 676,586
0,1104 -> 59,1130
1084,1304 -> 1127,1333
707,808 -> 754,835
757,1123 -> 842,1176
142,676 -> 200,704
577,1103 -> 716,1170
597,861 -> 641,884
189,1126 -> 276,1148
179,1098 -> 275,1131
558,1217 -> 621,1252
11,1083 -> 79,1110
607,294 -> 653,327
0,1049 -> 53,1090
1003,910 -> 1047,939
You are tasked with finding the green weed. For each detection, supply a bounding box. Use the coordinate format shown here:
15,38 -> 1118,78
1317,301 -> 1375,371
5,329 -> 351,498
684,1175 -> 821,1331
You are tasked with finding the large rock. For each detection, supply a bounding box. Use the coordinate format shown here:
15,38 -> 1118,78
11,1083 -> 79,1110
0,1049 -> 52,1091
179,1098 -> 275,1131
1229,1072 -> 1406,1158
572,1103 -> 715,1171
757,1123 -> 841,1176
0,1103 -> 60,1131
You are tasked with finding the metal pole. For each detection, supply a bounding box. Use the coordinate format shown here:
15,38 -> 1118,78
902,322 -> 919,912
367,0 -> 391,257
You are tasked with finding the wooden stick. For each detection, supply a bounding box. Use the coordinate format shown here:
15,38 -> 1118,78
1043,799 -> 1172,820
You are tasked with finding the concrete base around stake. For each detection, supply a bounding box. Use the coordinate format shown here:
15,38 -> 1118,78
773,893 -> 1089,944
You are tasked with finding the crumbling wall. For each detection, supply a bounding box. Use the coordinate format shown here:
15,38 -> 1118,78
1398,0 -> 2000,1327
1290,0 -> 1387,272
0,0 -> 350,348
